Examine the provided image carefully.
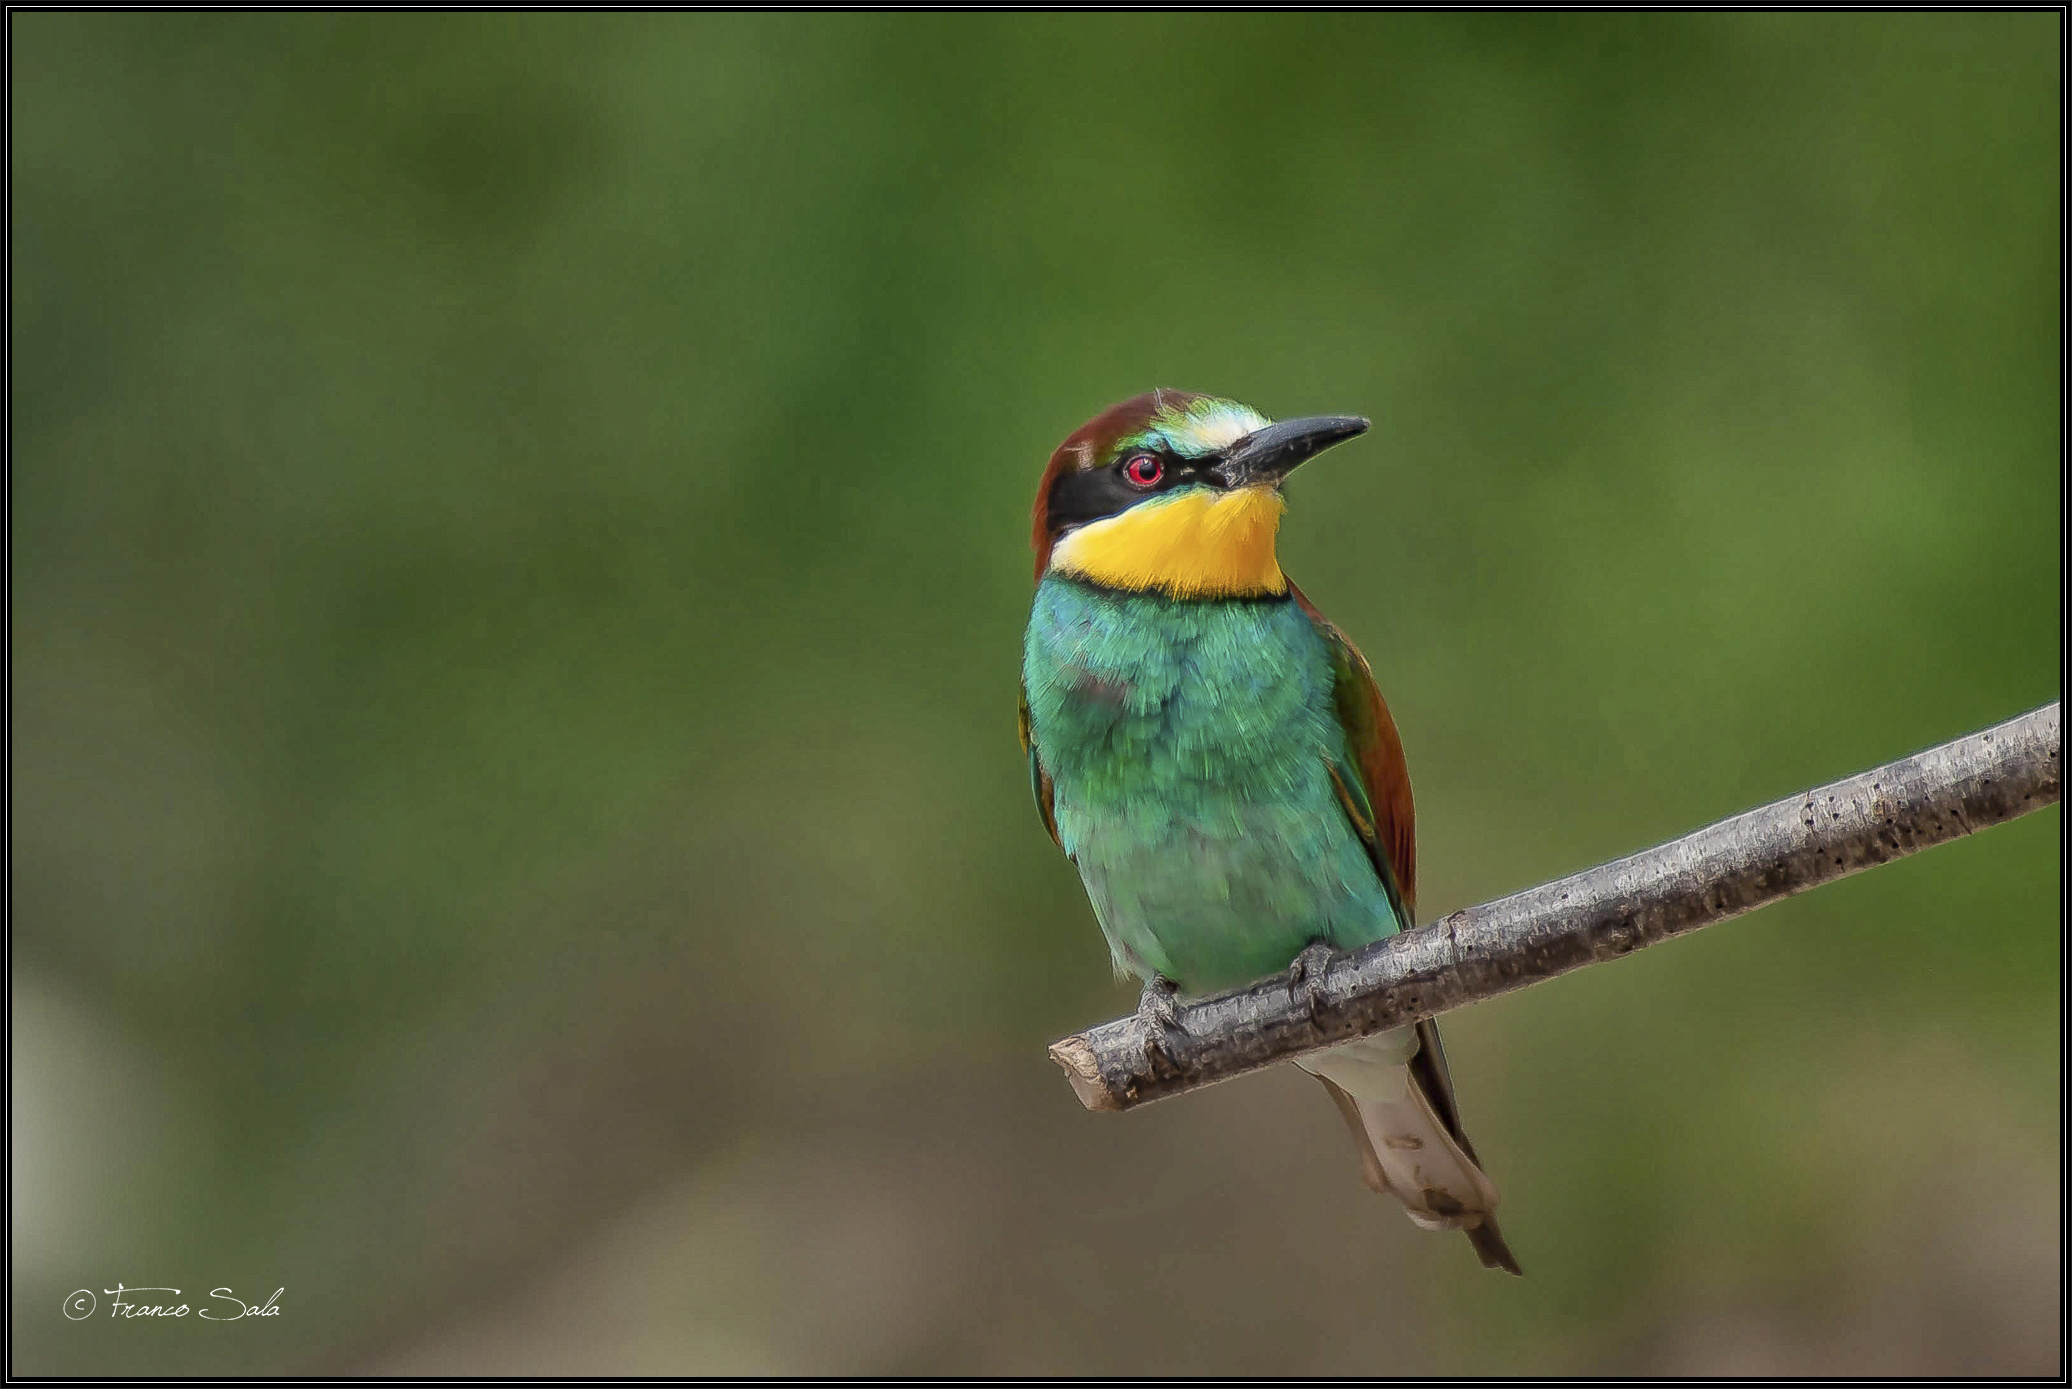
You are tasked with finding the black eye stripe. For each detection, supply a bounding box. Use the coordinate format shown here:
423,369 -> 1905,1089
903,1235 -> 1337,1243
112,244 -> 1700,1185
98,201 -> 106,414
1045,449 -> 1202,535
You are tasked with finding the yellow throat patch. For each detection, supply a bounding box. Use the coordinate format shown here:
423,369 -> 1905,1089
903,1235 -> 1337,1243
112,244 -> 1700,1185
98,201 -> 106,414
1050,486 -> 1288,598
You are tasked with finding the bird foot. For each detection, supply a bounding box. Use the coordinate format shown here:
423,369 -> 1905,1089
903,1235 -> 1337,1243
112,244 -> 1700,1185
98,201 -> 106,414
1134,975 -> 1185,1065
1288,940 -> 1338,1024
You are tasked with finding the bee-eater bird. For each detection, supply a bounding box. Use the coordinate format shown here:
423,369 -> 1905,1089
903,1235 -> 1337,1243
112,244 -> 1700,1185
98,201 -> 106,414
1019,390 -> 1520,1274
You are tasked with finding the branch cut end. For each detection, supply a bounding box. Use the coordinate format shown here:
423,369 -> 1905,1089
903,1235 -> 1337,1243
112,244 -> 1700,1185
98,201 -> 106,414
1048,1035 -> 1123,1111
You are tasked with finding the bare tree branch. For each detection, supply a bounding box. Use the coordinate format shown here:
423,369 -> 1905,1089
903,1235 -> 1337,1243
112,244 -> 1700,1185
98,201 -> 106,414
1049,701 -> 2062,1113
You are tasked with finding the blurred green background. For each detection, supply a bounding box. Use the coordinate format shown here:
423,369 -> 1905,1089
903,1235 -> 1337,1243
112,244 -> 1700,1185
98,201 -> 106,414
10,12 -> 2060,1375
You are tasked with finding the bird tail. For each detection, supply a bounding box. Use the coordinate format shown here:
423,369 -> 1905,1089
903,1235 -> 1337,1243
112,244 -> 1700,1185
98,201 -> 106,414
1299,1021 -> 1522,1276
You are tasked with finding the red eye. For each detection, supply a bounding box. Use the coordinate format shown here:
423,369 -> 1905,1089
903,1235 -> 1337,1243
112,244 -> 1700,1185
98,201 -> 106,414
1124,454 -> 1164,488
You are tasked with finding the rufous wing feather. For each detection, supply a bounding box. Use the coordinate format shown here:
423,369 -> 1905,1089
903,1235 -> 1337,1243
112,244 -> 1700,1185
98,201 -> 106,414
1018,681 -> 1061,850
1287,580 -> 1415,913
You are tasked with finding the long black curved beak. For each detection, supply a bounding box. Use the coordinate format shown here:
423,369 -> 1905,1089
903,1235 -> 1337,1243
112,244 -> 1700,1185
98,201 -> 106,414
1211,415 -> 1369,489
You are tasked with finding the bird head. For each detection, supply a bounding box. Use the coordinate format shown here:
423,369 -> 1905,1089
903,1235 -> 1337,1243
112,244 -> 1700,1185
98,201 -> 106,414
1029,390 -> 1368,598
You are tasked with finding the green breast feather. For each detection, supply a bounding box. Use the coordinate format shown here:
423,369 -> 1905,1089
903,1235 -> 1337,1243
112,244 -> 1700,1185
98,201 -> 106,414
1021,575 -> 1405,994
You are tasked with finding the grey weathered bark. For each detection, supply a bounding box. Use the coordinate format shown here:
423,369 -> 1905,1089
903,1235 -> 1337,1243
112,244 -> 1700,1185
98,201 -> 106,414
1050,701 -> 2062,1113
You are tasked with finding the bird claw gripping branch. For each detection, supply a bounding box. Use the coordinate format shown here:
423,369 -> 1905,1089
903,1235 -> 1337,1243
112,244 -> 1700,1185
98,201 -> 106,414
1134,975 -> 1186,1069
1286,940 -> 1340,1030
